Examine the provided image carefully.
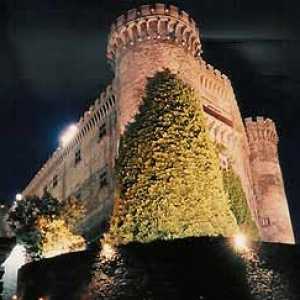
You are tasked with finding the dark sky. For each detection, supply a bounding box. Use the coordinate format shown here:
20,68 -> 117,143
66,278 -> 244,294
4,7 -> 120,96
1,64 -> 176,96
1,0 -> 300,239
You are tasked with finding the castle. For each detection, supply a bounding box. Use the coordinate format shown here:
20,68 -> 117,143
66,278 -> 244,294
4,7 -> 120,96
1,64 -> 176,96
22,4 -> 294,243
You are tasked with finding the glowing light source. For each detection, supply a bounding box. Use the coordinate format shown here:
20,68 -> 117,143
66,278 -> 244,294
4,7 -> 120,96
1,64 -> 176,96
59,124 -> 78,148
232,232 -> 248,252
12,295 -> 18,300
15,194 -> 23,201
101,243 -> 116,260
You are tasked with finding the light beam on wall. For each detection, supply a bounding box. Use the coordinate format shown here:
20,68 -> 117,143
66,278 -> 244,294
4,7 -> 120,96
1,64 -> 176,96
59,124 -> 78,148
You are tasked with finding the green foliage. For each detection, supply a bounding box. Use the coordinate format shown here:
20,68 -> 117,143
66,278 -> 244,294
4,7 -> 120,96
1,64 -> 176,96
60,195 -> 87,230
109,70 -> 238,244
8,193 -> 87,258
8,192 -> 61,257
222,167 -> 260,240
222,168 -> 248,225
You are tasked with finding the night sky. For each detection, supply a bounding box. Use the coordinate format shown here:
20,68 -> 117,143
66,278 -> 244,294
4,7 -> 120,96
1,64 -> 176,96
1,0 -> 300,240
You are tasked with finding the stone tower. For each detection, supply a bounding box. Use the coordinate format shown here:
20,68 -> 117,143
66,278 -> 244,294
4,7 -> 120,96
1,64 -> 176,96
107,3 -> 257,225
245,117 -> 295,243
107,4 -> 202,133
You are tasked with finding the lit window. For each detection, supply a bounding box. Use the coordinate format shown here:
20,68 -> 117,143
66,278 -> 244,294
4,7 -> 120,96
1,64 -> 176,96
53,175 -> 58,188
98,123 -> 107,141
75,148 -> 81,165
99,167 -> 108,188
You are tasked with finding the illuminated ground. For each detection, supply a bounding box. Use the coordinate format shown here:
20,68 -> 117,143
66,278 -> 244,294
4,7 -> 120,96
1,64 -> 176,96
17,237 -> 300,300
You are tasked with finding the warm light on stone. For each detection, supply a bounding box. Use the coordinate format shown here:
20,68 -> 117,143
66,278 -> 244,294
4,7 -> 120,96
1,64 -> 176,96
101,243 -> 116,260
233,233 -> 248,252
60,124 -> 78,148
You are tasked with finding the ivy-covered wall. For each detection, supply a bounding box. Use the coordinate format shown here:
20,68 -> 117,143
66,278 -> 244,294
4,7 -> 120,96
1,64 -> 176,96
109,70 -> 239,244
222,167 -> 259,240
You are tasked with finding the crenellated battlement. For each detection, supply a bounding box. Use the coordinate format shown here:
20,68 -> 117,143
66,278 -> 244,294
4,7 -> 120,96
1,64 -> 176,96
23,84 -> 116,197
245,116 -> 278,145
198,59 -> 235,104
107,3 -> 201,62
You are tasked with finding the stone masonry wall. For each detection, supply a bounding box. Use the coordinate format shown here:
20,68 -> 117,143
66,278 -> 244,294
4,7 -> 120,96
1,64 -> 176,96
22,88 -> 118,239
245,117 -> 295,243
17,238 -> 300,300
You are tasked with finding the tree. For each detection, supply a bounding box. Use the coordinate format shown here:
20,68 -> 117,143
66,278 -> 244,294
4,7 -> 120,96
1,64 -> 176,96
8,193 -> 86,258
60,195 -> 87,230
222,167 -> 260,240
8,192 -> 61,257
37,217 -> 85,258
109,70 -> 238,244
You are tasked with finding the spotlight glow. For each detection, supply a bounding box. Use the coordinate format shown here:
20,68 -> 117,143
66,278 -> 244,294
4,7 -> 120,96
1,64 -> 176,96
15,194 -> 23,201
60,124 -> 78,148
101,243 -> 116,260
232,233 -> 248,252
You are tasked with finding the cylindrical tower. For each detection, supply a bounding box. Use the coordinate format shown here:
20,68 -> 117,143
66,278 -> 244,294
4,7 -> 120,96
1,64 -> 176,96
106,3 -> 258,228
107,4 -> 202,132
245,117 -> 294,244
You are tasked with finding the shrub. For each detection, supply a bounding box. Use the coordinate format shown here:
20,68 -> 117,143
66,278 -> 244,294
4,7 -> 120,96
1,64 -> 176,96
109,70 -> 238,244
8,193 -> 86,258
222,167 -> 260,240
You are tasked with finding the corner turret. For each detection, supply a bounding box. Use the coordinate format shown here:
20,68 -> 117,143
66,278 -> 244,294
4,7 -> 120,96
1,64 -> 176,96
245,117 -> 294,244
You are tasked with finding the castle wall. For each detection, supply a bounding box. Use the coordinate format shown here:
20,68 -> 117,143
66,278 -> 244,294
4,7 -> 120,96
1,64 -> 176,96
23,88 -> 118,238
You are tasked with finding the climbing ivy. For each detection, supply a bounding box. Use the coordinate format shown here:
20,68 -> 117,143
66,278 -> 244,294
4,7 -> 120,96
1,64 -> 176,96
222,167 -> 260,240
108,70 -> 238,244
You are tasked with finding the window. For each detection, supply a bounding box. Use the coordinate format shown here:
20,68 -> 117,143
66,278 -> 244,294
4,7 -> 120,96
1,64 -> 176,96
261,217 -> 270,227
75,148 -> 81,165
99,167 -> 108,189
53,175 -> 58,188
98,123 -> 107,141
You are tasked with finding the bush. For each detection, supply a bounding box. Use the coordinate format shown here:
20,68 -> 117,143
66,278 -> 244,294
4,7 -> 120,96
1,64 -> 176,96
8,193 -> 86,258
222,167 -> 260,240
108,70 -> 238,244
